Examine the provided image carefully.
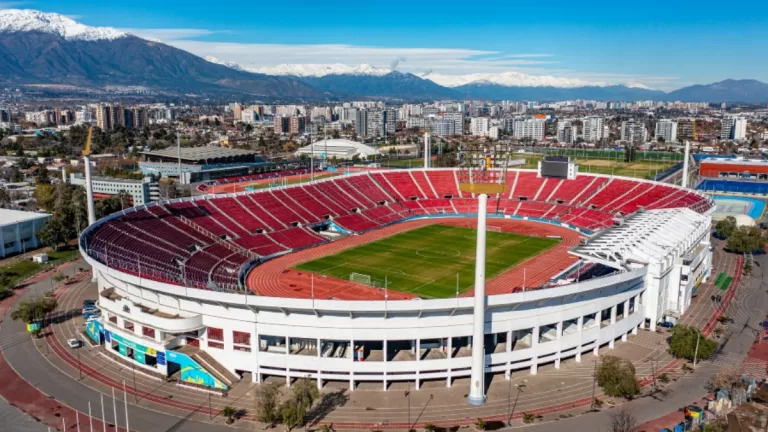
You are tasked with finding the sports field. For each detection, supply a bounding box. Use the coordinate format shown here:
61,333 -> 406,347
295,224 -> 559,299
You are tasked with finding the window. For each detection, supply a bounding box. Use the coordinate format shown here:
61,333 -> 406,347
124,320 -> 134,331
207,327 -> 223,341
142,326 -> 156,339
233,331 -> 251,352
208,341 -> 224,349
109,315 -> 117,324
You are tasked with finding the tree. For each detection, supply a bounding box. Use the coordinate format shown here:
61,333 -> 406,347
221,405 -> 237,424
281,378 -> 319,430
706,370 -> 745,393
726,225 -> 765,253
36,166 -> 51,185
0,186 -> 10,208
35,184 -> 56,212
38,217 -> 66,251
10,295 -> 57,323
624,145 -> 637,162
255,382 -> 282,426
609,408 -> 637,432
596,355 -> 640,399
714,216 -> 737,239
669,325 -> 716,361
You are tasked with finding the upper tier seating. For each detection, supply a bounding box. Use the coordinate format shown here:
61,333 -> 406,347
87,169 -> 712,291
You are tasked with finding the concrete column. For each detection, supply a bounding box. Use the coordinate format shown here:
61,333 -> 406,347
609,305 -> 617,349
467,193 -> 488,406
446,337 -> 453,388
349,373 -> 354,391
530,325 -> 540,375
84,155 -> 96,226
423,132 -> 431,169
632,324 -> 639,336
383,339 -> 388,362
576,315 -> 584,362
416,339 -> 421,361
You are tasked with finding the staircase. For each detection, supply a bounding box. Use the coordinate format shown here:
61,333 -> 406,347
192,350 -> 240,388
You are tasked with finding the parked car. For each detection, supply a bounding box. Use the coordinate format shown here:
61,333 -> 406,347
82,299 -> 96,307
67,338 -> 80,348
83,311 -> 100,320
658,321 -> 675,328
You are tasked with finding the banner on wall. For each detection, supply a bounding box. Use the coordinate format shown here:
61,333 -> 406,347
108,331 -> 158,357
85,320 -> 104,343
165,351 -> 227,390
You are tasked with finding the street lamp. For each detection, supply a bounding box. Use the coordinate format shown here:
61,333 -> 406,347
507,383 -> 525,425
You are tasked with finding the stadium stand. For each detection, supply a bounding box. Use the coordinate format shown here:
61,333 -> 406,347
84,170 -> 711,291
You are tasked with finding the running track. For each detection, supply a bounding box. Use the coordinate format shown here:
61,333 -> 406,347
247,218 -> 582,300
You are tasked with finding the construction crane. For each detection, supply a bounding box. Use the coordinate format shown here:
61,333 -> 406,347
692,119 -> 698,142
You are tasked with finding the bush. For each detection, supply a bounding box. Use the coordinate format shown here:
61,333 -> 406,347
10,295 -> 57,323
714,216 -> 736,239
522,412 -> 538,424
474,418 -> 487,431
255,382 -> 281,425
669,325 -> 716,361
659,373 -> 670,383
596,356 -> 640,399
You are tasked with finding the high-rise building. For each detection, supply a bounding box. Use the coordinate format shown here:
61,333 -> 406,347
721,116 -> 747,141
289,116 -> 305,134
273,116 -> 290,134
654,119 -> 678,143
556,121 -> 577,144
441,111 -> 464,135
582,116 -> 605,142
489,126 -> 501,140
232,103 -> 243,121
513,119 -> 546,141
355,109 -> 369,136
96,105 -> 117,131
242,109 -> 259,124
76,110 -> 93,124
430,119 -> 455,137
470,117 -> 490,136
621,120 -> 648,144
0,107 -> 9,123
131,108 -> 148,130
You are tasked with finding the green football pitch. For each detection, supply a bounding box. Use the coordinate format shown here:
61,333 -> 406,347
295,224 -> 559,299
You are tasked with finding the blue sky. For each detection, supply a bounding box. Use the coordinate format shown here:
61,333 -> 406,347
6,0 -> 768,89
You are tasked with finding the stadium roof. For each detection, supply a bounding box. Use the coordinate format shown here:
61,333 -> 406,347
0,208 -> 51,227
570,208 -> 709,271
700,158 -> 768,166
141,147 -> 258,164
295,139 -> 380,159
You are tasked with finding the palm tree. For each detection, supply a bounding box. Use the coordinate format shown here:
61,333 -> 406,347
221,405 -> 237,424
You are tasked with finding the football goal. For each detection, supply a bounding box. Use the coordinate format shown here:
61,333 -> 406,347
349,272 -> 372,285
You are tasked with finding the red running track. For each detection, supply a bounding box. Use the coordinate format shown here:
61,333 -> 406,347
247,218 -> 582,300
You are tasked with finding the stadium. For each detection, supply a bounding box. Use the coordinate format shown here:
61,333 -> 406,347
79,163 -> 715,395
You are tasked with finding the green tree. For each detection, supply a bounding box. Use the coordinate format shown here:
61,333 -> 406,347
726,225 -> 765,253
255,382 -> 282,426
669,325 -> 716,361
281,378 -> 319,430
35,184 -> 56,212
10,295 -> 58,323
36,166 -> 51,185
257,135 -> 266,149
715,216 -> 737,239
0,186 -> 10,208
596,355 -> 640,399
624,145 -> 637,162
38,217 -> 66,251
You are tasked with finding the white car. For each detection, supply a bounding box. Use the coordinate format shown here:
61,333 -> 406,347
67,338 -> 81,348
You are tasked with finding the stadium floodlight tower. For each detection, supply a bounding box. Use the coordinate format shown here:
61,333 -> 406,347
458,145 -> 508,406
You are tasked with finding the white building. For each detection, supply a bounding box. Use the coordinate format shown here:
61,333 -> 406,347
583,116 -> 605,142
489,126 -> 501,140
513,119 -> 546,141
69,174 -> 160,206
556,121 -> 577,144
655,120 -> 678,143
76,110 -> 93,124
241,109 -> 259,124
621,120 -> 648,144
0,208 -> 52,257
721,117 -> 747,141
441,111 -> 464,135
470,117 -> 490,137
430,120 -> 456,137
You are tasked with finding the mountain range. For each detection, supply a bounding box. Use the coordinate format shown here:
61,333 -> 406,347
2,9 -> 768,103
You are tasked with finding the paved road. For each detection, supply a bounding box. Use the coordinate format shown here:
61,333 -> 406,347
0,270 -> 237,432
0,395 -> 47,432
515,240 -> 767,431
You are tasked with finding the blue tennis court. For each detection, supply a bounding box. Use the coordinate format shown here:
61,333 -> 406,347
712,196 -> 765,220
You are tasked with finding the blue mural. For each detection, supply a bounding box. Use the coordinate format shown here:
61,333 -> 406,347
165,351 -> 228,390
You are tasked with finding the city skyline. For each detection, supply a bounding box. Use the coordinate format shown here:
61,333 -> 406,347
6,0 -> 768,91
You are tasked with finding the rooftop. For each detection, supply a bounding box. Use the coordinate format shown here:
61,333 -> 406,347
570,208 -> 709,270
0,208 -> 51,226
141,147 -> 259,164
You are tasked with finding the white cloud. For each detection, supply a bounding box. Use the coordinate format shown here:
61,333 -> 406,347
127,28 -> 677,88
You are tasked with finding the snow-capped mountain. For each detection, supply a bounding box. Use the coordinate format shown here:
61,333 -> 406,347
419,71 -> 606,89
248,63 -> 393,78
204,56 -> 246,72
0,9 -> 127,40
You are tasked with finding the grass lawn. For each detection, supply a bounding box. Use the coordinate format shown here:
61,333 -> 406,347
296,224 -> 558,298
520,155 -> 677,179
381,158 -> 424,169
1,247 -> 79,286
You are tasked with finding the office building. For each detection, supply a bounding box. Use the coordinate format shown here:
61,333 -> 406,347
430,120 -> 456,137
655,120 -> 678,143
70,173 -> 160,206
274,116 -> 290,134
441,111 -> 464,135
355,109 -> 369,136
470,117 -> 490,137
721,117 -> 747,141
513,118 -> 546,141
489,126 -> 501,140
76,110 -> 93,124
231,103 -> 243,121
289,116 -> 306,134
621,120 -> 648,144
242,109 -> 259,124
0,108 -> 9,123
556,121 -> 577,145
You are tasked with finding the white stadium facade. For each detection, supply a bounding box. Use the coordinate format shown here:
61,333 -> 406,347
80,166 -> 714,394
